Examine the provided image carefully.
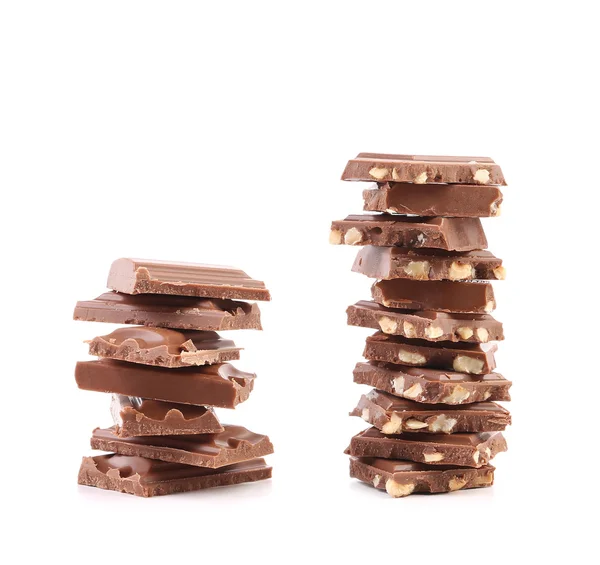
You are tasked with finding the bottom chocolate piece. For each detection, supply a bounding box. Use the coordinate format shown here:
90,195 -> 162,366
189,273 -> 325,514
350,457 -> 494,498
78,454 -> 271,497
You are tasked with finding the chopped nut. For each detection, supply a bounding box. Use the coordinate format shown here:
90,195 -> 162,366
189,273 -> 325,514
484,447 -> 492,458
403,383 -> 423,399
476,328 -> 489,342
378,316 -> 398,334
392,167 -> 400,181
361,408 -> 370,422
429,414 -> 457,433
448,477 -> 468,491
385,479 -> 415,498
403,321 -> 416,338
493,266 -> 507,280
457,327 -> 474,340
424,326 -> 443,339
448,261 -> 475,281
443,385 -> 470,404
473,451 -> 480,464
414,171 -> 428,184
403,261 -> 430,280
482,391 -> 492,400
453,355 -> 485,374
393,376 -> 405,394
397,349 -> 427,365
382,413 -> 403,434
373,474 -> 382,488
385,208 -> 398,214
369,167 -> 389,180
473,169 -> 491,184
404,418 -> 428,430
484,300 -> 495,313
416,233 -> 426,245
423,452 -> 444,462
329,229 -> 343,245
473,472 -> 494,485
344,227 -> 363,245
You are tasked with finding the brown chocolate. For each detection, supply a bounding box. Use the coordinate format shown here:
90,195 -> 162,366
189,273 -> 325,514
353,361 -> 511,404
347,301 -> 504,343
349,457 -> 494,498
78,455 -> 271,497
341,153 -> 506,185
75,360 -> 255,408
364,332 -> 497,375
88,327 -> 241,368
330,215 -> 487,252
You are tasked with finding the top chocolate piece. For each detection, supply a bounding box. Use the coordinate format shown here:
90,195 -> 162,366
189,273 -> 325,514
341,153 -> 506,185
107,258 -> 271,301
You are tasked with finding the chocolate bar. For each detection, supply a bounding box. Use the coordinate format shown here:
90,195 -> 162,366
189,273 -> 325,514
341,153 -> 506,185
330,215 -> 487,252
354,361 -> 511,404
107,258 -> 271,301
88,327 -> 241,368
110,395 -> 224,437
75,360 -> 255,408
348,427 -> 507,467
351,390 -> 511,434
78,455 -> 271,497
349,457 -> 494,498
364,332 -> 497,374
352,247 -> 505,281
91,425 -> 274,468
347,301 -> 503,343
362,182 -> 503,217
73,292 -> 262,331
372,279 -> 495,314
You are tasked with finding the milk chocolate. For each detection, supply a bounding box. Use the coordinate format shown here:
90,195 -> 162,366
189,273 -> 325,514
352,247 -> 505,281
347,301 -> 504,343
78,455 -> 271,497
75,360 -> 255,408
372,279 -> 496,314
341,153 -> 506,185
353,361 -> 511,404
351,390 -> 511,434
349,457 -> 494,498
73,292 -> 262,331
330,215 -> 487,252
364,332 -> 497,375
88,327 -> 241,368
110,395 -> 224,437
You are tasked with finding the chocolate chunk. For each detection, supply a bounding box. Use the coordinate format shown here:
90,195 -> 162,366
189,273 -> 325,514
330,215 -> 487,252
78,455 -> 271,497
353,361 -> 512,404
75,360 -> 255,408
349,457 -> 494,498
88,327 -> 241,368
350,390 -> 511,434
364,332 -> 497,375
73,292 -> 262,331
347,301 -> 504,343
352,246 -> 504,281
341,153 -> 506,185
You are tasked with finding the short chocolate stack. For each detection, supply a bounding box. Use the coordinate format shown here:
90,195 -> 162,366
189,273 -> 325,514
74,258 -> 273,497
331,154 -> 511,498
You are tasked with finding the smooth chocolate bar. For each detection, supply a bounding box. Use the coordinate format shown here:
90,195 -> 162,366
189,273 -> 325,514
350,457 -> 494,498
362,182 -> 503,217
352,247 -> 505,281
73,292 -> 262,330
88,327 -> 241,368
76,360 -> 255,408
364,332 -> 497,374
78,455 -> 271,497
354,361 -> 512,404
330,215 -> 487,252
91,425 -> 274,468
110,395 -> 224,437
372,279 -> 495,314
341,153 -> 506,185
108,258 -> 271,301
347,301 -> 503,343
348,427 -> 507,467
351,390 -> 511,434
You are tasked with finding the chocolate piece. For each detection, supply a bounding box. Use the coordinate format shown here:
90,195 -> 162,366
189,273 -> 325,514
91,425 -> 274,468
75,360 -> 255,408
88,327 -> 241,368
364,332 -> 497,375
348,427 -> 507,467
349,457 -> 494,498
351,390 -> 511,434
347,301 -> 504,343
353,361 -> 511,404
108,258 -> 271,301
363,182 -> 503,217
372,279 -> 495,314
330,215 -> 487,252
78,455 -> 271,497
341,153 -> 506,185
110,395 -> 224,437
352,247 -> 505,281
73,292 -> 262,331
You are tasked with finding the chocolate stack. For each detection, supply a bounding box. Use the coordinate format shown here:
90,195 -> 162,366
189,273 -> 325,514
331,154 -> 511,498
74,258 -> 273,497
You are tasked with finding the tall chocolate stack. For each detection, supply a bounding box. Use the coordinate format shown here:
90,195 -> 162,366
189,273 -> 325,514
331,154 -> 511,498
73,258 -> 273,497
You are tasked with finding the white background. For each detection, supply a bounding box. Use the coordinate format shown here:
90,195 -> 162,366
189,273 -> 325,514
1,1 -> 598,563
